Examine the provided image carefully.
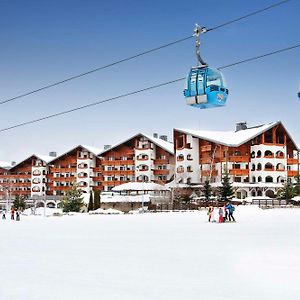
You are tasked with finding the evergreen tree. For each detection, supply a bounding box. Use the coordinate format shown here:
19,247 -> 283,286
218,173 -> 234,201
277,182 -> 295,200
88,192 -> 94,212
203,180 -> 212,201
293,175 -> 300,196
13,195 -> 26,211
93,190 -> 101,210
62,184 -> 84,212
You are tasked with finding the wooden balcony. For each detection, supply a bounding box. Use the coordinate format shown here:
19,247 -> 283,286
201,170 -> 218,176
93,167 -> 103,172
287,158 -> 298,164
201,145 -> 212,152
200,158 -> 212,164
102,170 -> 134,176
154,159 -> 169,165
102,180 -> 130,186
0,174 -> 31,179
153,169 -> 169,175
92,176 -> 103,181
51,186 -> 72,191
102,160 -> 134,166
52,177 -> 76,182
12,183 -> 31,187
51,167 -> 77,173
288,170 -> 298,177
228,156 -> 250,163
229,169 -> 249,176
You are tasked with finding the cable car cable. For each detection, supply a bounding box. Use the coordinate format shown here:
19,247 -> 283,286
0,0 -> 292,106
0,43 -> 299,133
207,0 -> 291,32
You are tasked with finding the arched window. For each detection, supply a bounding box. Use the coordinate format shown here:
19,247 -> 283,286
177,166 -> 184,173
78,163 -> 88,169
32,169 -> 41,176
251,191 -> 256,197
251,151 -> 255,158
251,164 -> 255,171
266,190 -> 275,198
78,172 -> 88,178
78,181 -> 87,187
32,178 -> 41,184
257,163 -> 262,170
276,151 -> 284,158
265,176 -> 273,183
265,163 -> 274,170
137,154 -> 148,160
256,151 -> 262,158
252,176 -> 256,183
186,177 -> 192,184
264,150 -> 273,157
257,190 -> 262,196
276,163 -> 284,171
258,176 -> 262,182
177,154 -> 184,161
277,176 -> 285,183
32,186 -> 41,192
187,166 -> 193,172
137,165 -> 149,171
137,175 -> 149,182
187,154 -> 193,160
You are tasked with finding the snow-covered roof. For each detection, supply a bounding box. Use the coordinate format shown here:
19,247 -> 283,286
175,121 -> 297,148
9,154 -> 55,170
48,144 -> 102,164
99,133 -> 174,156
0,161 -> 11,169
112,182 -> 168,191
81,145 -> 103,156
100,194 -> 151,203
142,134 -> 174,154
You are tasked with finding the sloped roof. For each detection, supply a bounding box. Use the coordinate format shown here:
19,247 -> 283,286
99,133 -> 174,156
9,154 -> 54,170
175,121 -> 297,148
112,182 -> 168,191
0,161 -> 11,169
48,145 -> 102,164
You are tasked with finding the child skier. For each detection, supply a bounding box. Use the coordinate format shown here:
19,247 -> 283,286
218,207 -> 224,223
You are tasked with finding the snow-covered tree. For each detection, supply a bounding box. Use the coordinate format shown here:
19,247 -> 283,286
202,180 -> 212,201
218,173 -> 234,201
62,184 -> 84,212
94,191 -> 101,210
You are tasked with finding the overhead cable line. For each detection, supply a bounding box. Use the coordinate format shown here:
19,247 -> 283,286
0,43 -> 299,134
0,0 -> 291,106
207,0 -> 291,32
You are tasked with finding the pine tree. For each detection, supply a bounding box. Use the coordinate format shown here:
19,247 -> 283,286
293,174 -> 300,196
62,184 -> 84,212
93,190 -> 101,210
218,173 -> 234,201
88,192 -> 94,212
277,182 -> 295,200
13,195 -> 26,211
203,180 -> 212,201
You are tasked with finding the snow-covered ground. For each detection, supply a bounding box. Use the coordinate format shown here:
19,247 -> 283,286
0,206 -> 299,300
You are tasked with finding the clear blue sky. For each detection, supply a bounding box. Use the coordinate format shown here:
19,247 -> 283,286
0,0 -> 299,162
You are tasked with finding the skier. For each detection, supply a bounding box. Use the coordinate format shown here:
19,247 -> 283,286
218,207 -> 224,223
223,205 -> 228,222
10,207 -> 15,220
207,206 -> 214,222
2,211 -> 6,220
226,202 -> 235,222
16,211 -> 20,221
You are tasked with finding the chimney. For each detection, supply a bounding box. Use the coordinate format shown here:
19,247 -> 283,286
104,145 -> 111,150
235,122 -> 247,132
153,133 -> 158,138
49,152 -> 57,157
11,161 -> 16,166
160,135 -> 168,141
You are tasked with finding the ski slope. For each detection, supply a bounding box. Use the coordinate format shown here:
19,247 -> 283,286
0,206 -> 299,300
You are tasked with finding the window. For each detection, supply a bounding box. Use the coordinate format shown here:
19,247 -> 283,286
257,151 -> 262,158
234,177 -> 241,182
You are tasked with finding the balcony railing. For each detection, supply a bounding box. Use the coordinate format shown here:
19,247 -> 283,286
154,159 -> 169,165
153,169 -> 169,175
229,169 -> 249,176
288,170 -> 298,177
102,160 -> 134,166
228,156 -> 250,163
287,158 -> 298,164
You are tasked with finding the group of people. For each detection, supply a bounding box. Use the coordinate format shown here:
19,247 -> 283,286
207,202 -> 236,223
1,207 -> 20,221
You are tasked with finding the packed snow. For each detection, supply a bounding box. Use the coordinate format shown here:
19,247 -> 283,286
0,206 -> 299,299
